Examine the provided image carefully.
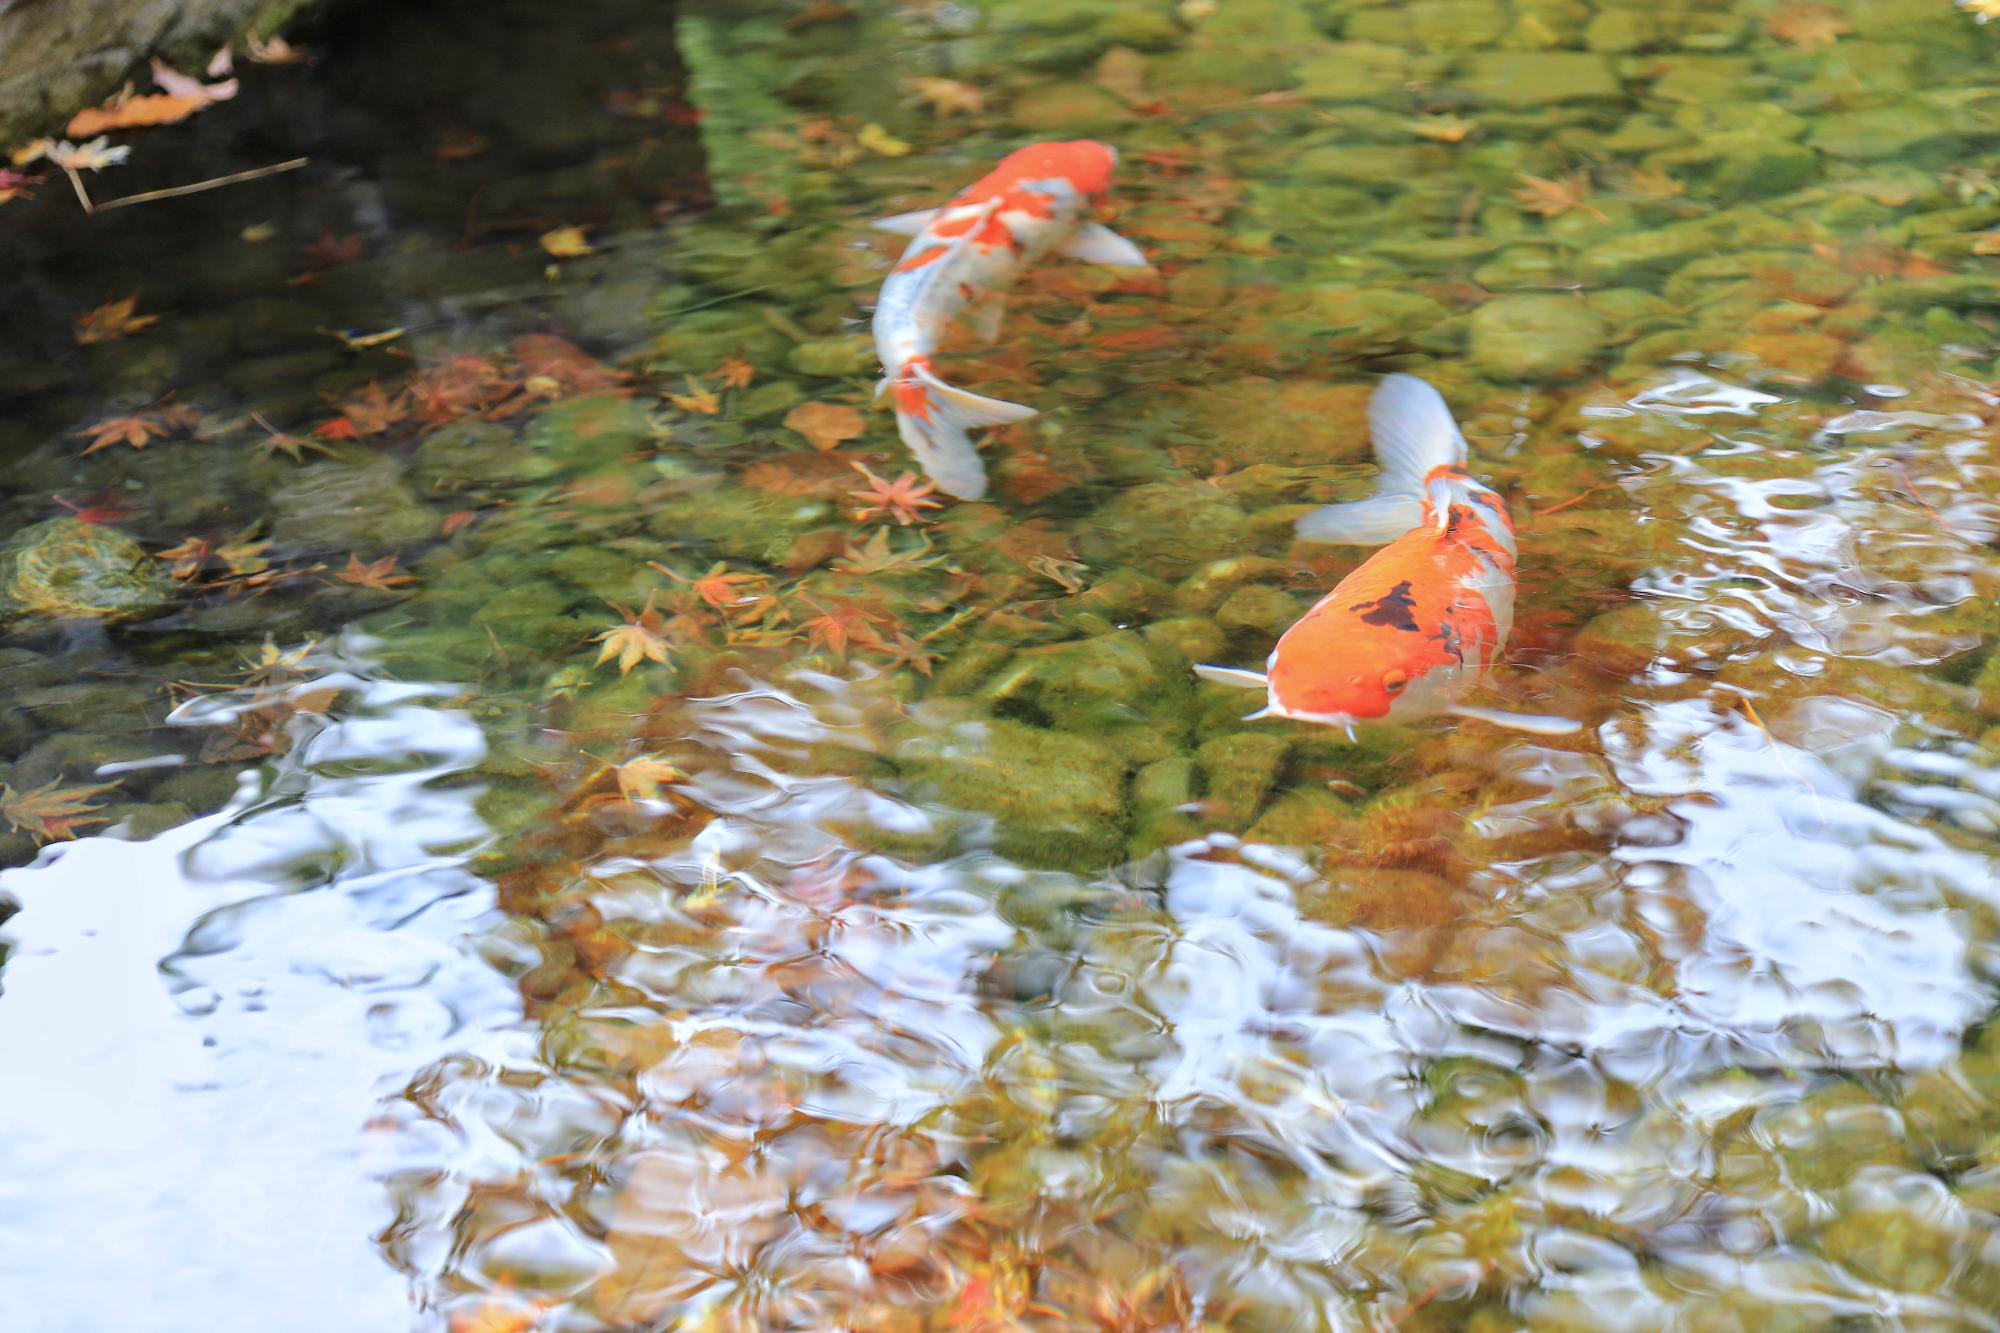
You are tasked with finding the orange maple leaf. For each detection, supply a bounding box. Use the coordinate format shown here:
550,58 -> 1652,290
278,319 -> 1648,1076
68,92 -> 208,137
848,461 -> 942,525
668,375 -> 720,414
651,560 -> 768,611
1,777 -> 119,844
718,355 -> 756,389
74,411 -> 178,455
1768,1 -> 1850,48
75,294 -> 160,345
784,401 -> 866,452
1511,171 -> 1608,222
335,553 -> 416,591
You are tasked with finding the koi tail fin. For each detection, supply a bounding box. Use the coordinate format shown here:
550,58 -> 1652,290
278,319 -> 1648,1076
1296,373 -> 1468,545
892,362 -> 1037,501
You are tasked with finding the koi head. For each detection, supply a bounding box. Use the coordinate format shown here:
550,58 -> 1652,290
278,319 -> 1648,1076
1267,656 -> 1416,727
978,141 -> 1119,201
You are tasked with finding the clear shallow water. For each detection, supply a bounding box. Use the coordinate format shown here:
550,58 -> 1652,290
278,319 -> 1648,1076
1,0 -> 2000,1328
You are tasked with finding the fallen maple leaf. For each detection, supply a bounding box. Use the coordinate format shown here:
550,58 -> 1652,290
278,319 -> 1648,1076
798,597 -> 893,658
151,55 -> 237,103
718,355 -> 756,389
1512,171 -> 1608,222
539,225 -> 594,258
75,294 -> 158,345
0,168 -> 34,203
653,560 -> 767,610
849,461 -> 942,525
513,334 -> 629,395
1619,167 -> 1686,200
323,382 -> 407,437
74,411 -> 171,454
614,755 -> 687,803
1768,1 -> 1851,47
857,123 -> 911,157
441,510 -> 478,536
668,376 -> 719,414
1,777 -> 119,844
247,30 -> 309,64
335,553 -> 416,591
593,594 -> 673,673
300,232 -> 365,268
784,401 -> 865,451
1406,114 -> 1477,143
154,536 -> 213,580
832,526 -> 942,575
908,77 -> 985,116
67,92 -> 207,138
41,137 -> 130,172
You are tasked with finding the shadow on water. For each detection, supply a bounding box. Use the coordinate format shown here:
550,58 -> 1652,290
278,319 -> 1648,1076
2,0 -> 2000,1330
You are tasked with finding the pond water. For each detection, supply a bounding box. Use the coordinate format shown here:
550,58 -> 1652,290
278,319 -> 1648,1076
2,0 -> 2000,1328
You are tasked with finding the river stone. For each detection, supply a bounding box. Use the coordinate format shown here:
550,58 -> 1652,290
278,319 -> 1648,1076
1467,294 -> 1609,380
898,716 -> 1127,872
270,459 -> 439,557
1292,44 -> 1410,101
1011,81 -> 1129,132
1080,481 -> 1250,577
1809,103 -> 1955,162
1459,52 -> 1619,106
785,336 -> 874,378
412,420 -> 559,493
0,519 -> 174,625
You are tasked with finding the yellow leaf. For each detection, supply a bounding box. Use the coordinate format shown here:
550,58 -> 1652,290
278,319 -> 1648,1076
75,294 -> 159,345
857,123 -> 911,157
1406,114 -> 1477,143
615,756 -> 687,803
539,225 -> 594,258
592,594 -> 673,674
908,77 -> 984,116
668,375 -> 720,414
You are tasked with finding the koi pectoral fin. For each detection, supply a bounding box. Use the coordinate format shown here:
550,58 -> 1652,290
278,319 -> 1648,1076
963,291 -> 1008,344
871,208 -> 939,235
1193,664 -> 1270,690
1057,223 -> 1148,266
1444,703 -> 1583,736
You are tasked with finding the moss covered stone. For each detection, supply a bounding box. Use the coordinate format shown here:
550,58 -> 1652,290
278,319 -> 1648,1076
897,716 -> 1128,872
1467,293 -> 1610,380
0,519 -> 174,626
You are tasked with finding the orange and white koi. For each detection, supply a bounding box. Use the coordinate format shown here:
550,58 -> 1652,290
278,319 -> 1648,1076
1196,374 -> 1578,737
871,139 -> 1147,500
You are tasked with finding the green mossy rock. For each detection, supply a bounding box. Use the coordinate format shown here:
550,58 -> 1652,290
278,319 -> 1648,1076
0,520 -> 174,626
270,460 -> 439,557
1079,482 -> 1251,577
1809,102 -> 1956,162
1011,81 -> 1131,133
1460,52 -> 1620,106
1197,732 -> 1291,832
412,420 -> 558,493
898,716 -> 1129,872
523,395 -> 655,469
1292,43 -> 1411,100
1467,294 -> 1610,380
785,336 -> 874,378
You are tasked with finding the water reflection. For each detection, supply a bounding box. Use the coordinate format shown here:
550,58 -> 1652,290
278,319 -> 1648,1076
0,633 -> 519,1333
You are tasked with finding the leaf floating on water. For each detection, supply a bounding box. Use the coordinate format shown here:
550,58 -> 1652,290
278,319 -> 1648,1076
717,355 -> 756,389
908,76 -> 985,116
783,401 -> 864,451
0,778 -> 120,844
1405,114 -> 1478,143
539,225 -> 594,258
667,375 -> 720,415
73,404 -> 193,454
849,461 -> 942,526
75,293 -> 159,344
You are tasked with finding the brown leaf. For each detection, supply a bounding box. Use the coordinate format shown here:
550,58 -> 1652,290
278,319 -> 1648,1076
1768,1 -> 1850,48
614,756 -> 686,803
75,294 -> 159,345
783,401 -> 865,451
1511,171 -> 1608,222
718,355 -> 756,389
908,76 -> 985,116
593,594 -> 674,674
1,777 -> 119,844
67,93 -> 208,137
334,553 -> 416,592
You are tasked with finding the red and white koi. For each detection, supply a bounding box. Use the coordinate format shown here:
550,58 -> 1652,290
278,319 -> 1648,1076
1196,374 -> 1578,737
871,139 -> 1146,500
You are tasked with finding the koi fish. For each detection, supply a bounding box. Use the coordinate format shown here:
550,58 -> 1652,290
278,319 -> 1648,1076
871,140 -> 1147,500
1195,374 -> 1578,737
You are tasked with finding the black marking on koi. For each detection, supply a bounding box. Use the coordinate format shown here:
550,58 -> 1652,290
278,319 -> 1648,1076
1352,580 -> 1420,632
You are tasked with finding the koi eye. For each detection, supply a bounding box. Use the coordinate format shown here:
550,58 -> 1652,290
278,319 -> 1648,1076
1382,669 -> 1409,694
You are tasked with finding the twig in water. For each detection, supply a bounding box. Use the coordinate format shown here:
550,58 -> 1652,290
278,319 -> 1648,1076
89,157 -> 309,213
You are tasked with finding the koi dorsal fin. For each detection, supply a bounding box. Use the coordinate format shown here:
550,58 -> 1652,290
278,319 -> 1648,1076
871,208 -> 939,235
